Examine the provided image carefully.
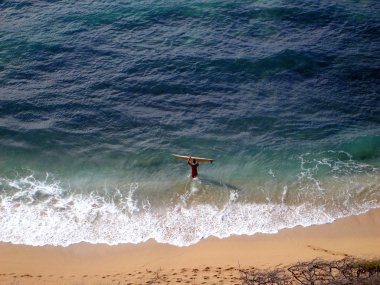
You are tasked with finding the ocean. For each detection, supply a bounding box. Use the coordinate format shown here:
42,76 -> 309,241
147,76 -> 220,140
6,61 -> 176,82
0,0 -> 379,246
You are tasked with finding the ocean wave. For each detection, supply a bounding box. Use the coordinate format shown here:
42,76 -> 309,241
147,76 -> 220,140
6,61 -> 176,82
0,172 -> 379,247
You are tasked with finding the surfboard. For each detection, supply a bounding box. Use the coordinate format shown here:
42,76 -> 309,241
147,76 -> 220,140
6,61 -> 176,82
172,154 -> 214,163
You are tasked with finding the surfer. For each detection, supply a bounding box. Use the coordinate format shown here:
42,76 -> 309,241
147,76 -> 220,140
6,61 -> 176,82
187,157 -> 199,178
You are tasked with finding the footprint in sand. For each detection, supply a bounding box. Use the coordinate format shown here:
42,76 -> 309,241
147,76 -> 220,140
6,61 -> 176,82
307,245 -> 350,257
21,274 -> 33,278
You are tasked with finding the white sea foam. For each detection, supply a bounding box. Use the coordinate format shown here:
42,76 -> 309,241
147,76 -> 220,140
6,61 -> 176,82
0,173 -> 379,247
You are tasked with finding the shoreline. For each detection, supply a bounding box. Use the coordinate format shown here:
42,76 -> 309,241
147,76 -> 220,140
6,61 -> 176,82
0,208 -> 379,284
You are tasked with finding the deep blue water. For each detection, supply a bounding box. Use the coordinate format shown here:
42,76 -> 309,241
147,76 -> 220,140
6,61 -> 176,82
0,0 -> 379,246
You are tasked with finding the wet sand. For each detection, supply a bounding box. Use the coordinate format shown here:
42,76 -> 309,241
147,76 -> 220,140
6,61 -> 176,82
0,208 -> 379,284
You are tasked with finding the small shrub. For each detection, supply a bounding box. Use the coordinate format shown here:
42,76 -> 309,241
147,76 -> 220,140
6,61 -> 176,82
239,258 -> 380,285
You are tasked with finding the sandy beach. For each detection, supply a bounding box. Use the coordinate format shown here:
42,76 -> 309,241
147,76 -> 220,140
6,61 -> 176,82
0,208 -> 379,284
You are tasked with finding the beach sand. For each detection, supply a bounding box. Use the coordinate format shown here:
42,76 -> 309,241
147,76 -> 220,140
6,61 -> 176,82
0,208 -> 379,284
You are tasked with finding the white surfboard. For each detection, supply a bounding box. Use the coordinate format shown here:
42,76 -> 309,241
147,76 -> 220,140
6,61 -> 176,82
172,154 -> 214,163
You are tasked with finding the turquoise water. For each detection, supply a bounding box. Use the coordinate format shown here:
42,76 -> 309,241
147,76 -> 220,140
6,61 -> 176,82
0,0 -> 379,246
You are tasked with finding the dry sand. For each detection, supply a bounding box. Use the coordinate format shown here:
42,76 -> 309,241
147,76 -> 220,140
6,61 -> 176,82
0,208 -> 379,284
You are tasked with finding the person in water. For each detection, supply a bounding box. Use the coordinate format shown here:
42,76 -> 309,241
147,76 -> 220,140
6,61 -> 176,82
187,157 -> 199,178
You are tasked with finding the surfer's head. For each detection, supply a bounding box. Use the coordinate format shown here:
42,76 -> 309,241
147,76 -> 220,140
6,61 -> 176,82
193,159 -> 197,163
